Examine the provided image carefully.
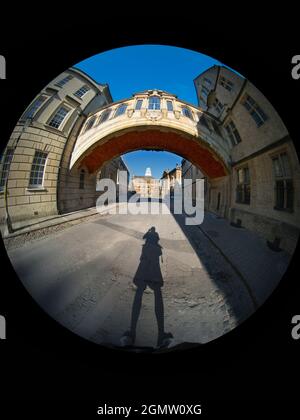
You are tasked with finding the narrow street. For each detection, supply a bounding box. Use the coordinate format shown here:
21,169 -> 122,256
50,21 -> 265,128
7,205 -> 273,349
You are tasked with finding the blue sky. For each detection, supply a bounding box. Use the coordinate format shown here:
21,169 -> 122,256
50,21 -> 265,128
123,150 -> 182,178
75,45 -> 222,178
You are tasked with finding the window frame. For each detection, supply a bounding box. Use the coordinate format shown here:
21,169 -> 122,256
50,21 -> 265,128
28,150 -> 48,189
203,77 -> 212,88
213,97 -> 224,114
74,84 -> 90,99
236,166 -> 251,205
225,119 -> 242,146
0,148 -> 14,192
166,100 -> 173,112
114,104 -> 128,118
47,104 -> 71,130
148,96 -> 161,110
199,115 -> 210,130
181,106 -> 193,120
21,95 -> 49,121
55,74 -> 73,88
211,119 -> 222,137
97,109 -> 111,125
83,116 -> 97,133
135,99 -> 143,110
219,76 -> 234,91
271,152 -> 293,212
242,94 -> 268,127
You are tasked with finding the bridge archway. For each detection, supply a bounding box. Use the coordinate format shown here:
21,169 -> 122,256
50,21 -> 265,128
69,90 -> 232,180
71,126 -> 229,180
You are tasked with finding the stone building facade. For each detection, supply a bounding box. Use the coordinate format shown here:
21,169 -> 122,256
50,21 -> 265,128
161,164 -> 182,197
1,65 -> 299,255
96,157 -> 129,201
131,168 -> 160,198
181,159 -> 206,203
193,65 -> 300,253
0,67 -> 121,230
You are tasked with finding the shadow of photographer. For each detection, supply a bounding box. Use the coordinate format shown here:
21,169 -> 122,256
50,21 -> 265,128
121,226 -> 173,349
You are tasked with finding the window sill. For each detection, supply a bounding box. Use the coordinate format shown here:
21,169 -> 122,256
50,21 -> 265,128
27,187 -> 48,192
44,124 -> 66,136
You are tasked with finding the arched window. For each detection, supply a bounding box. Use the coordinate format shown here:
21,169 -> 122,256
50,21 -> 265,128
79,169 -> 85,189
182,106 -> 193,119
84,116 -> 96,133
148,96 -> 160,110
135,99 -> 143,110
114,104 -> 127,118
167,100 -> 173,112
98,109 -> 111,124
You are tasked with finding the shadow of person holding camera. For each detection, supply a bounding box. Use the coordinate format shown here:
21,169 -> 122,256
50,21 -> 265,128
121,226 -> 173,349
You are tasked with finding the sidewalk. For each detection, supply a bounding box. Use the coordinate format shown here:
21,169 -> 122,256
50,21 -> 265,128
199,212 -> 292,306
0,207 -> 98,239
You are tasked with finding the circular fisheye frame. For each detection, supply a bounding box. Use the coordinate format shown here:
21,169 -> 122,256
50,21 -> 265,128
1,45 -> 298,351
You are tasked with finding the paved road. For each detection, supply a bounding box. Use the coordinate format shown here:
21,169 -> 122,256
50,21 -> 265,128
8,205 -> 256,349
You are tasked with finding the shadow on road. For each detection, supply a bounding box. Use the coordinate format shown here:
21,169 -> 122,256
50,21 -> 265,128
120,226 -> 173,349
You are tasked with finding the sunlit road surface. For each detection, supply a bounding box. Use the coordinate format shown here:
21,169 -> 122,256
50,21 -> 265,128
8,204 -> 256,349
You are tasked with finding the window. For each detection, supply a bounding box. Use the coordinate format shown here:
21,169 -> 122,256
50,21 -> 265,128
219,76 -> 234,91
0,148 -> 14,191
272,152 -> 293,211
211,120 -> 222,137
74,85 -> 90,98
79,169 -> 85,189
135,99 -> 143,110
22,96 -> 47,120
236,166 -> 250,204
242,94 -> 268,127
148,96 -> 160,110
204,77 -> 212,88
56,74 -> 73,87
199,115 -> 210,130
98,109 -> 111,124
48,106 -> 69,129
182,107 -> 193,119
225,119 -> 242,146
200,86 -> 209,99
29,151 -> 47,188
167,100 -> 173,111
84,116 -> 96,133
114,104 -> 127,117
213,98 -> 224,114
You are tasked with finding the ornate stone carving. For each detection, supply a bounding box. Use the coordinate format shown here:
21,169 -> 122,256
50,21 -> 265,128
174,110 -> 181,120
145,110 -> 163,121
127,109 -> 134,118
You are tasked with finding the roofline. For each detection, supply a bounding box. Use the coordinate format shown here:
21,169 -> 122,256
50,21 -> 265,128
193,64 -> 219,84
193,64 -> 245,84
132,89 -> 178,99
119,156 -> 130,173
86,91 -> 203,117
70,67 -> 113,99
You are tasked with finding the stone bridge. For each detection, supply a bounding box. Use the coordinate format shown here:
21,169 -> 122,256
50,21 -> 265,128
70,90 -> 232,179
